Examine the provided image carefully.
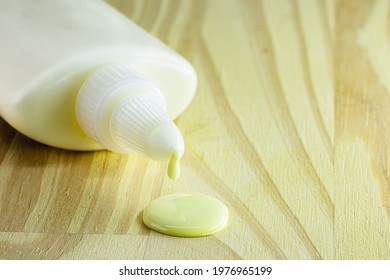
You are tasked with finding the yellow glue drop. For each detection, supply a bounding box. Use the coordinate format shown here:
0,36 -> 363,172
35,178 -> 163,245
143,193 -> 229,237
167,150 -> 181,180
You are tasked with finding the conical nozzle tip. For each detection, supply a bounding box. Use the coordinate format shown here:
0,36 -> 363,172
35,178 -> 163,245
145,122 -> 184,163
145,122 -> 184,180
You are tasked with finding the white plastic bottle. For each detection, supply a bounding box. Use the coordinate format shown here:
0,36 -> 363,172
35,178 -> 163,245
0,0 -> 197,179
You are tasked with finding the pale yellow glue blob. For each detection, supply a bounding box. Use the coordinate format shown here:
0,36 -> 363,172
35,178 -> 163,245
143,193 -> 229,237
167,150 -> 181,180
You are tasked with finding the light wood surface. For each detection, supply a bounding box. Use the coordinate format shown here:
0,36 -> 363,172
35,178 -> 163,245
1,0 -> 390,260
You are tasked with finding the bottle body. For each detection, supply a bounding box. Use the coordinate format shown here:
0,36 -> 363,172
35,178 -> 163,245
0,0 -> 197,151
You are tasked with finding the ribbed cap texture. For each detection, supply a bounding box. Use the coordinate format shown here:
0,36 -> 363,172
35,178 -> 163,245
110,96 -> 171,153
76,64 -> 169,153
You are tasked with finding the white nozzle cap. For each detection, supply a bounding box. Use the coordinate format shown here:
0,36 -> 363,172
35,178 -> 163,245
76,64 -> 184,164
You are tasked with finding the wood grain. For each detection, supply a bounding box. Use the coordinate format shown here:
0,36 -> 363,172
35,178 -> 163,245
0,0 -> 389,259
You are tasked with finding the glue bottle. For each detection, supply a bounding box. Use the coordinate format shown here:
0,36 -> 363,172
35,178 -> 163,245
0,0 -> 197,179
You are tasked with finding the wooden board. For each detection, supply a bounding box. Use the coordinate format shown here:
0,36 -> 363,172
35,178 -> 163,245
0,0 -> 389,260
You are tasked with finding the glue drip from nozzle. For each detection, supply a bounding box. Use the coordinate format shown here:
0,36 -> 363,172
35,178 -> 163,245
168,150 -> 181,180
144,122 -> 184,180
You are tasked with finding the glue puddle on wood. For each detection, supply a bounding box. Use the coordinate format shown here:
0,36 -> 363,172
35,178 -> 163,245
143,193 -> 229,237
